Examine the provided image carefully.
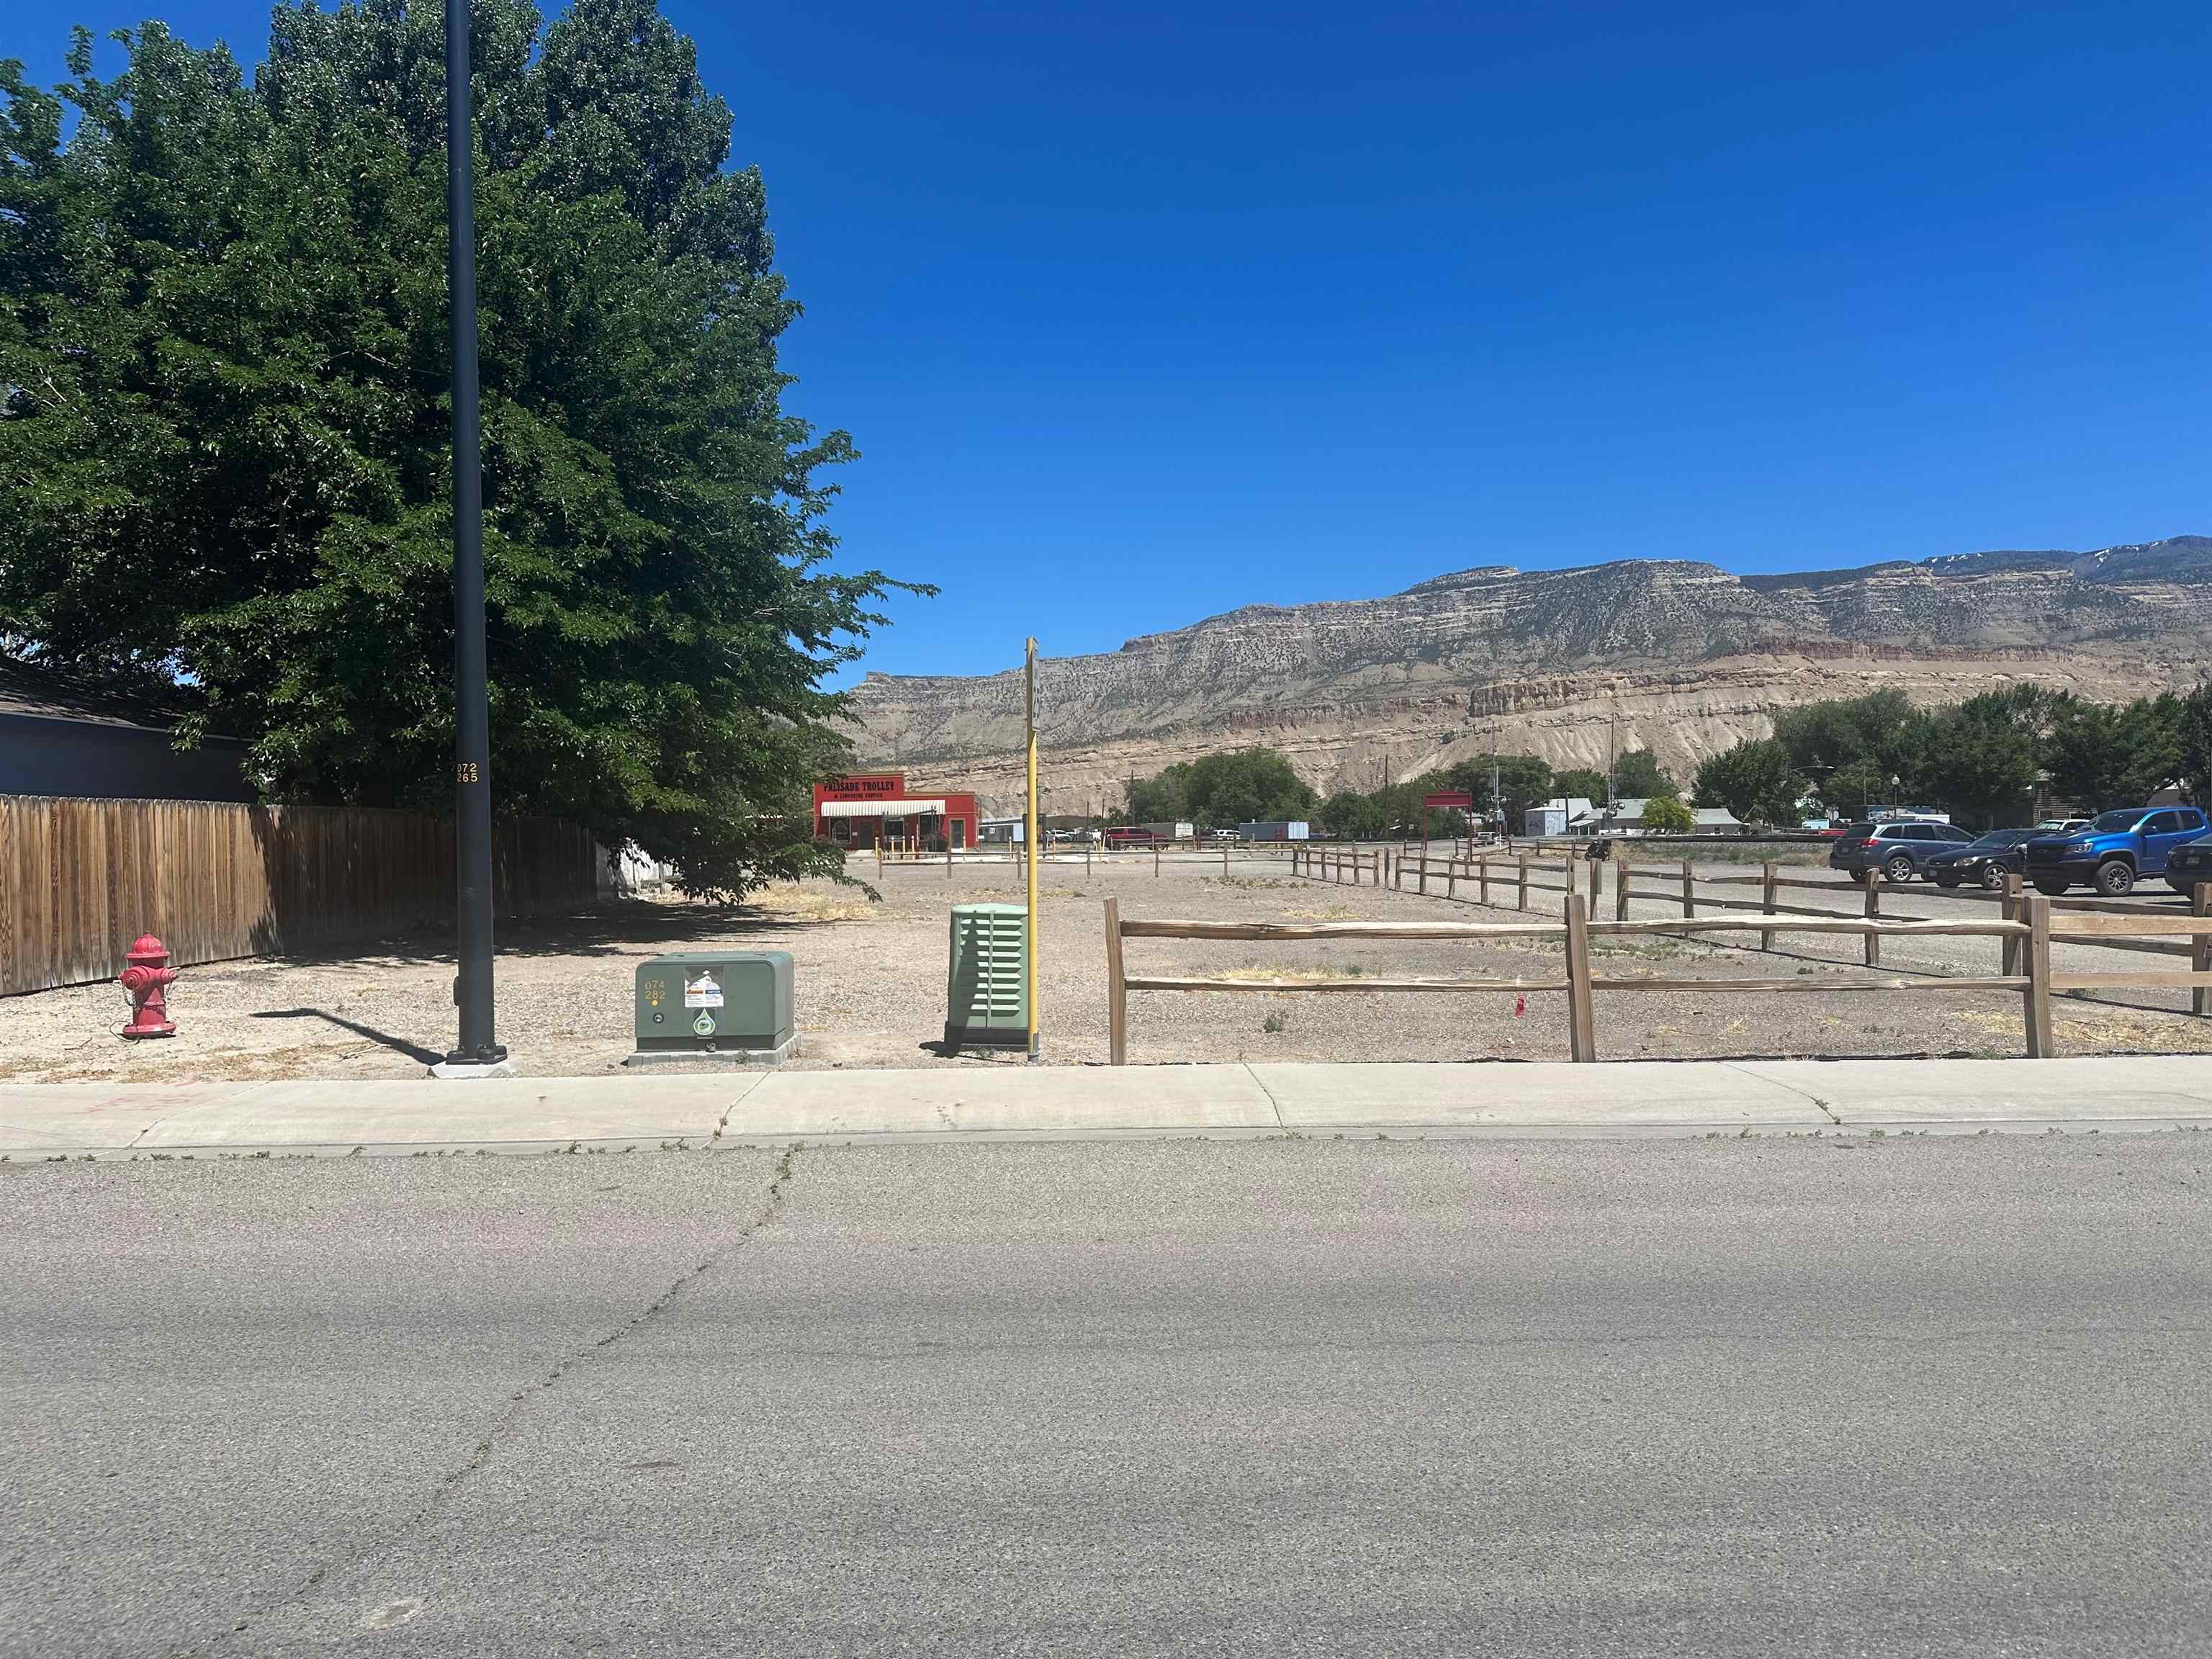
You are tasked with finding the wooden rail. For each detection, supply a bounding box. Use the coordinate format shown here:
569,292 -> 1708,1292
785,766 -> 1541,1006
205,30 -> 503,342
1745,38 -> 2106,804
1102,894 -> 2088,1065
1378,845 -> 2212,976
1290,845 -> 1385,888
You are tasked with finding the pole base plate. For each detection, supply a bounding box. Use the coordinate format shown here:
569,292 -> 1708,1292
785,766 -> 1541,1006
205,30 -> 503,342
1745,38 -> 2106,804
427,1058 -> 518,1080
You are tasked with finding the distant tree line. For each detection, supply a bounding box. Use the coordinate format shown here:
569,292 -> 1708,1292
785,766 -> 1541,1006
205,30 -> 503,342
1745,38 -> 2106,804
1119,749 -> 1318,830
1116,745 -> 1681,840
1692,686 -> 2212,830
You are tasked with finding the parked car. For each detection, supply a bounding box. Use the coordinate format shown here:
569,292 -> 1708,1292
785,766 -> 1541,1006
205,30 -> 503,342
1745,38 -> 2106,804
1923,827 -> 2039,889
1827,819 -> 1976,884
2035,818 -> 2091,834
2022,806 -> 2211,896
2163,832 -> 2212,894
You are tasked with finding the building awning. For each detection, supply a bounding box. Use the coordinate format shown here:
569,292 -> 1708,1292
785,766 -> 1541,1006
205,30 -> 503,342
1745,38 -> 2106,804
819,799 -> 947,818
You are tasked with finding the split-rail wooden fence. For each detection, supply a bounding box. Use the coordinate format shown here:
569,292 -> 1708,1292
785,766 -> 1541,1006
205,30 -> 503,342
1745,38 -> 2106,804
1105,844 -> 2212,1062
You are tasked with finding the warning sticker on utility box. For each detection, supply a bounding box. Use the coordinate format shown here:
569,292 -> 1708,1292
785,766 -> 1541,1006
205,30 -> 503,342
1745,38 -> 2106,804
683,973 -> 723,1009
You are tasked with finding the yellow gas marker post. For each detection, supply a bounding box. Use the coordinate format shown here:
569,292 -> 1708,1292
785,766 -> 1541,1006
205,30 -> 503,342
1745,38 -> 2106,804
1024,637 -> 1041,1060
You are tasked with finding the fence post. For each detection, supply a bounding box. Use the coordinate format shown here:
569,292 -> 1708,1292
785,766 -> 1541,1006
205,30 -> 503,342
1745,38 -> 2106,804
1565,894 -> 1597,1063
1761,861 -> 1779,952
1478,854 -> 1490,905
1104,897 -> 1127,1066
1614,852 -> 1632,922
2000,871 -> 2021,974
1863,874 -> 1880,968
2022,894 -> 2054,1058
1154,842 -> 1161,879
1681,858 -> 1695,920
2195,882 -> 2212,1017
1518,853 -> 1530,912
1373,850 -> 1382,887
1419,850 -> 1429,895
1447,859 -> 1457,903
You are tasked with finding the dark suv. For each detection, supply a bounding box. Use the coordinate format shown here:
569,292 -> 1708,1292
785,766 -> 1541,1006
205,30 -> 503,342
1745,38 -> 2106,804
1827,819 -> 1975,884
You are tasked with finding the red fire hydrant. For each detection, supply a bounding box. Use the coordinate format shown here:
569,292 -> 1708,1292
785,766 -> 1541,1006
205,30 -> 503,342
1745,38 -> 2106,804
119,935 -> 179,1039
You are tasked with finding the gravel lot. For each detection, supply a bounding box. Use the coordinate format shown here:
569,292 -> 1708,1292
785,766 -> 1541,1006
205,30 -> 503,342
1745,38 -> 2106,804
4,845 -> 2209,1081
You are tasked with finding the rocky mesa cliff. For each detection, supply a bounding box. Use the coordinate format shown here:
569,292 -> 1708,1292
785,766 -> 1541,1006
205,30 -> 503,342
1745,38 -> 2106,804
850,537 -> 2212,814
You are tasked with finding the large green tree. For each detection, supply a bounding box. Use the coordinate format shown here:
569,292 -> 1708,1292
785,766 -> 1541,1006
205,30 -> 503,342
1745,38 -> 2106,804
2182,683 -> 2212,804
1445,753 -> 1552,824
1318,789 -> 1390,841
1903,692 -> 2041,829
1771,691 -> 1915,786
0,1 -> 917,895
1611,747 -> 1673,799
1693,739 -> 1807,827
1819,756 -> 1892,821
2044,693 -> 2186,811
1124,747 -> 1316,830
1552,767 -> 1609,804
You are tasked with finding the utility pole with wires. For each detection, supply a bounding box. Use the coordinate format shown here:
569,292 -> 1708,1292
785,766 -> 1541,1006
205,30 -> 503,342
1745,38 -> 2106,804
1605,698 -> 1618,817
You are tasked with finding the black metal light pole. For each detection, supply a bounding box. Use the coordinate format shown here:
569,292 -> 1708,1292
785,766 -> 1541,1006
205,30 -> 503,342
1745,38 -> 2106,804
444,0 -> 503,1067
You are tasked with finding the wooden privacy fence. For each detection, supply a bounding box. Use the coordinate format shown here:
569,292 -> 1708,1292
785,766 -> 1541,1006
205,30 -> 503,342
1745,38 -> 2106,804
1,795 -> 601,995
1102,894 -> 2082,1065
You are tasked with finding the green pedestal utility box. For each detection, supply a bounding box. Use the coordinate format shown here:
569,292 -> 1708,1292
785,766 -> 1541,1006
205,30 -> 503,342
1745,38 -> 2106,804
945,903 -> 1030,1049
624,950 -> 797,1066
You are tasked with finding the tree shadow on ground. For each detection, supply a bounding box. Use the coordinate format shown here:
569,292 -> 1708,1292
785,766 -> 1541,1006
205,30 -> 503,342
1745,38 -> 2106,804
238,902 -> 834,970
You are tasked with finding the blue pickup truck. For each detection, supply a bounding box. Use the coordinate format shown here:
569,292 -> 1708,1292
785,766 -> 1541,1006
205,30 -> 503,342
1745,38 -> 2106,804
2021,806 -> 2211,896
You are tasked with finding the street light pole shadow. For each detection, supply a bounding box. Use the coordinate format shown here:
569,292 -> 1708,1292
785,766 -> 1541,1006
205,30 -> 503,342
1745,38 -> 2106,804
250,1008 -> 444,1066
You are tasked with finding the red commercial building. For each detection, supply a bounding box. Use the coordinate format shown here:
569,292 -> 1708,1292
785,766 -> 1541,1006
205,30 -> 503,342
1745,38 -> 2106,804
812,773 -> 980,851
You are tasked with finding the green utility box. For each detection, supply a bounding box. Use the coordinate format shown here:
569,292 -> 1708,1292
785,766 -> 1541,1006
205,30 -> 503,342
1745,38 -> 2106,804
945,903 -> 1030,1049
624,950 -> 796,1066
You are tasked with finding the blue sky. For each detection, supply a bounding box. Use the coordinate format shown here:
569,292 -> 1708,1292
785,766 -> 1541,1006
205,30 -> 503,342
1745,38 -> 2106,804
8,2 -> 2208,681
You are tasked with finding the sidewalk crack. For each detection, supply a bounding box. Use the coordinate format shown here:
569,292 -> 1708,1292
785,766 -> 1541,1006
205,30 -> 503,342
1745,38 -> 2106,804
1723,1061 -> 1843,1125
710,1073 -> 771,1142
1242,1061 -> 1287,1130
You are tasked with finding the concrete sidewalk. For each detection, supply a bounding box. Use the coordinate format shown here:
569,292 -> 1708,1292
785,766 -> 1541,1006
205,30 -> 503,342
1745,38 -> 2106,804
4,1056 -> 2209,1158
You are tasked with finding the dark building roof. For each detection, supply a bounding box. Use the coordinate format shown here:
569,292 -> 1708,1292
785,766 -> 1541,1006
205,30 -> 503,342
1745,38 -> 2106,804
0,658 -> 221,735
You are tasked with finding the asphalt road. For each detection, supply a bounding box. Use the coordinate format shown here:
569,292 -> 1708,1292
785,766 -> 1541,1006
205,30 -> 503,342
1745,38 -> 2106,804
5,1136 -> 2209,1657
